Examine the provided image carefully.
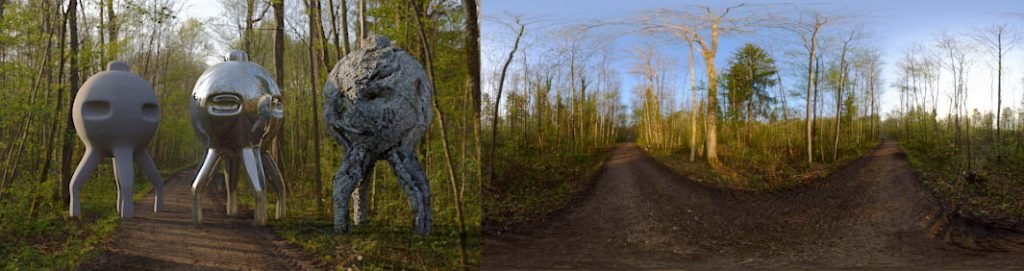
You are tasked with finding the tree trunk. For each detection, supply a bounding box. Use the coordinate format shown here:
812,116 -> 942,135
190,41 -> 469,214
358,0 -> 366,41
699,25 -> 721,167
245,0 -> 255,53
59,0 -> 81,205
408,1 -> 467,268
996,32 -> 1002,146
688,37 -> 697,162
804,25 -> 819,164
272,0 -> 286,170
462,0 -> 482,186
304,0 -> 324,210
327,0 -> 341,58
490,22 -> 523,182
340,0 -> 350,54
314,0 -> 332,70
833,42 -> 849,162
107,0 -> 116,59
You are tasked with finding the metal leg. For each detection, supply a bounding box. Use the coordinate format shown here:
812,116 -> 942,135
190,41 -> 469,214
136,149 -> 164,212
224,158 -> 240,216
242,148 -> 266,226
69,148 -> 101,217
192,148 -> 222,224
261,150 -> 286,219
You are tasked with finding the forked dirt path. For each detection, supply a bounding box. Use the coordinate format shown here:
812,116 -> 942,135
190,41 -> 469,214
484,141 -> 1024,269
81,169 -> 321,271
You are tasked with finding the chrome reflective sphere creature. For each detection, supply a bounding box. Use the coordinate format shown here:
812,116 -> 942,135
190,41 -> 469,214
190,50 -> 285,226
324,36 -> 433,235
69,61 -> 164,218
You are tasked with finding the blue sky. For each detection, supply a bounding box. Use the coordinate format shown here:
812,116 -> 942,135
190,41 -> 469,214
481,0 -> 1024,118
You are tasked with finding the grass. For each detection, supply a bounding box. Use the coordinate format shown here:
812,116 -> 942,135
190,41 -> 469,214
650,143 -> 875,191
263,159 -> 481,270
273,218 -> 478,270
646,120 -> 878,191
902,135 -> 1024,225
483,144 -> 611,234
0,163 -> 159,270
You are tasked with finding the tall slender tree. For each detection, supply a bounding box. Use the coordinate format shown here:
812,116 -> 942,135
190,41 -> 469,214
59,0 -> 82,204
272,0 -> 285,165
972,24 -> 1019,145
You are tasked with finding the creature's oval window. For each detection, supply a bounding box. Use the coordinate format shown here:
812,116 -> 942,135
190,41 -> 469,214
83,101 -> 112,120
142,103 -> 159,122
209,93 -> 242,115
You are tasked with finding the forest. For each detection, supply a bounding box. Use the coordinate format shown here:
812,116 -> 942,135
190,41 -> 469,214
483,2 -> 1024,269
0,0 -> 480,270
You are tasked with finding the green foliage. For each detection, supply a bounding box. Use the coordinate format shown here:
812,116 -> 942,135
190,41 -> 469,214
484,145 -> 607,232
275,219 -> 479,271
0,166 -> 155,270
894,115 -> 1024,223
652,117 -> 877,190
720,43 -> 778,122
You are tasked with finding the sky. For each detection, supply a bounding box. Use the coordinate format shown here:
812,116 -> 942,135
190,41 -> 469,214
172,0 -> 1024,119
481,0 -> 1024,119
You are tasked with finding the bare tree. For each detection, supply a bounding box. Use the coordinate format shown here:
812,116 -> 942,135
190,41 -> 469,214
971,24 -> 1019,145
936,32 -> 975,170
833,27 -> 862,161
639,4 -> 760,167
790,10 -> 835,165
490,17 -> 524,182
686,32 -> 699,162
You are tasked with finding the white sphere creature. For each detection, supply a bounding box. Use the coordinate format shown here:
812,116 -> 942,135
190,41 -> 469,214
69,61 -> 164,218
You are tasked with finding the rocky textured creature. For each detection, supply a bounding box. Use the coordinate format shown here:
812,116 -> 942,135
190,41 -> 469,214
324,36 -> 433,235
69,61 -> 164,218
189,50 -> 286,226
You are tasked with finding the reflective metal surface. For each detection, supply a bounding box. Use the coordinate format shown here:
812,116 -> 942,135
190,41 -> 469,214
190,51 -> 286,226
69,61 -> 165,218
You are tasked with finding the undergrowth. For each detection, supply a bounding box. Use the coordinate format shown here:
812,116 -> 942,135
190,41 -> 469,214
0,163 -> 161,270
483,143 -> 610,234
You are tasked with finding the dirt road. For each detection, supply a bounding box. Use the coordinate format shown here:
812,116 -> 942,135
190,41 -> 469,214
484,142 -> 1024,269
81,169 -> 321,271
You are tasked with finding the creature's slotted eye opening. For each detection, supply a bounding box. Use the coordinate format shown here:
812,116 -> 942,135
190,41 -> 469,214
209,94 -> 242,115
142,103 -> 159,122
365,92 -> 378,100
83,101 -> 112,120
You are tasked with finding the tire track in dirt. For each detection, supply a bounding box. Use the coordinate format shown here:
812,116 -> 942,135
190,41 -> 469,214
483,141 -> 1024,269
80,169 -> 323,271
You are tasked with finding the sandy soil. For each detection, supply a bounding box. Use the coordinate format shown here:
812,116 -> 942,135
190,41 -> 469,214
483,141 -> 1024,270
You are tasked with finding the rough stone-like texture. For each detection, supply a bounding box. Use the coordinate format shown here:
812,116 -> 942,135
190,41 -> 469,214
69,61 -> 164,219
324,36 -> 433,235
